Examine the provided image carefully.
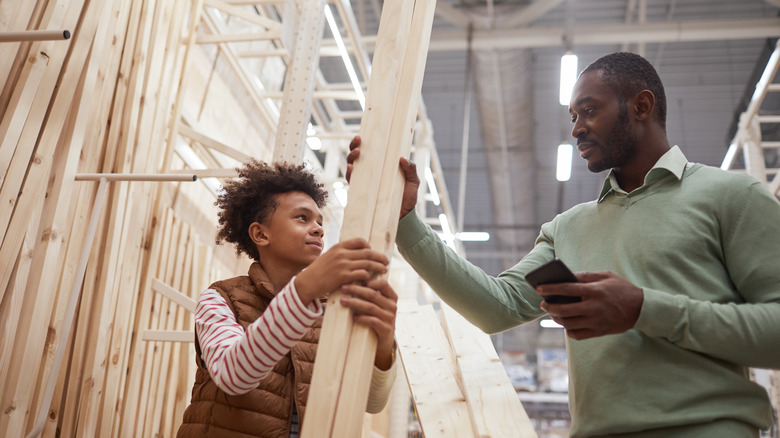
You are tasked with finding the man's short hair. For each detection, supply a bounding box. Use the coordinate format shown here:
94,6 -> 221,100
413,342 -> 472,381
215,160 -> 328,262
582,52 -> 667,130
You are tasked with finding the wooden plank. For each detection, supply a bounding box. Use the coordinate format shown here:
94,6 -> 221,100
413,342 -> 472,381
395,300 -> 475,438
178,124 -> 252,163
196,30 -> 280,44
86,0 -> 150,434
203,0 -> 282,32
161,226 -> 196,436
111,0 -> 171,432
329,0 -> 437,435
302,0 -> 428,434
0,1 -> 106,434
151,278 -> 197,312
0,0 -> 80,271
43,0 -> 133,430
199,12 -> 278,129
146,219 -> 189,436
0,0 -> 44,116
0,206 -> 40,402
440,303 -> 538,437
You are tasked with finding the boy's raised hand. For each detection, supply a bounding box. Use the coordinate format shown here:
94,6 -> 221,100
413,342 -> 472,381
340,277 -> 398,370
346,135 -> 420,219
294,237 -> 388,306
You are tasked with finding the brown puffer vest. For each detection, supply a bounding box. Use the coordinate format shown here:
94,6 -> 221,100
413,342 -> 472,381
177,263 -> 322,438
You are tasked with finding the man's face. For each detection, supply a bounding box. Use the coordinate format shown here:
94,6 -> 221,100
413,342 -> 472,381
569,70 -> 639,173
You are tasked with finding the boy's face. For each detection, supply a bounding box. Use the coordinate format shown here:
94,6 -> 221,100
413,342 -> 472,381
255,191 -> 324,271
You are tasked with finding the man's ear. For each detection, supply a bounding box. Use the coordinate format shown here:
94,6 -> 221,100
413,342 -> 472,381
633,89 -> 655,122
248,222 -> 269,247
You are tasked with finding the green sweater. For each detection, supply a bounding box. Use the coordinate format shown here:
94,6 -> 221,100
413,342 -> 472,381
396,146 -> 780,437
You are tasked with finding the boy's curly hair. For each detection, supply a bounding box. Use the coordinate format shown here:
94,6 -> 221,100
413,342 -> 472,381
215,160 -> 328,262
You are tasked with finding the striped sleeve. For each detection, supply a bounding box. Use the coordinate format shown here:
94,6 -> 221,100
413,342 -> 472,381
196,277 -> 323,396
365,350 -> 398,413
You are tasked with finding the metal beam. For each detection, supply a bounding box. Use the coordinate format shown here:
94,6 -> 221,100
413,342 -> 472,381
357,17 -> 780,51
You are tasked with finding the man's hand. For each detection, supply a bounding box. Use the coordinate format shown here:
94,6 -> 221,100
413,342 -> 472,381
537,271 -> 644,340
294,238 -> 389,305
346,135 -> 420,219
339,277 -> 398,370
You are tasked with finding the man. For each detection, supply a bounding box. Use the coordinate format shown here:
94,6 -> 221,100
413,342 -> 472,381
348,52 -> 780,437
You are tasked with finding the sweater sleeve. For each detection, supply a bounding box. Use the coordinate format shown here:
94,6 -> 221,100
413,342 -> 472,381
196,277 -> 323,395
634,182 -> 780,368
396,212 -> 547,333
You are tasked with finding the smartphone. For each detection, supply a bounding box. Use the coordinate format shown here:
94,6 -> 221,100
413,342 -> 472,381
524,259 -> 581,304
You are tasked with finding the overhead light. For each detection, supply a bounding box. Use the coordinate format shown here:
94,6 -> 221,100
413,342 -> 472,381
306,136 -> 322,151
559,52 -> 578,106
333,181 -> 348,207
556,143 -> 573,182
324,5 -> 365,109
721,143 -> 738,170
540,319 -> 563,329
439,213 -> 452,236
424,167 -> 441,206
456,231 -> 490,242
438,213 -> 456,248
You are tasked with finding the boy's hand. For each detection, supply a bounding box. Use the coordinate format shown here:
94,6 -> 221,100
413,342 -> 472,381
346,135 -> 420,219
294,238 -> 388,305
339,277 -> 398,370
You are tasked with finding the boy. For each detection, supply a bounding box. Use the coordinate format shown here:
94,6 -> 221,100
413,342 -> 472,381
178,161 -> 398,438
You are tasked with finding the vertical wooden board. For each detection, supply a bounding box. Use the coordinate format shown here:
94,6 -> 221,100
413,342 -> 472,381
162,225 -> 196,436
440,304 -> 537,437
55,0 -> 136,426
28,64 -> 90,435
28,0 -> 121,431
0,0 -> 80,225
302,0 -> 414,434
139,215 -> 179,437
89,2 -> 147,434
395,300 -> 475,438
0,211 -> 39,401
328,0 -> 437,435
0,2 -> 110,435
0,0 -> 84,302
148,219 -> 189,436
118,207 -> 173,438
0,0 -> 43,115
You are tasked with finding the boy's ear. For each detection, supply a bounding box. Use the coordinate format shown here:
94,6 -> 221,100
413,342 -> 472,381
248,222 -> 269,247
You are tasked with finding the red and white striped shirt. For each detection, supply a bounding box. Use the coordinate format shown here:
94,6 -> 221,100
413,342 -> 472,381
195,277 -> 395,412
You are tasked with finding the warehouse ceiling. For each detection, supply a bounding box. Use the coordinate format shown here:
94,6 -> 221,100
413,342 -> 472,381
353,0 -> 780,276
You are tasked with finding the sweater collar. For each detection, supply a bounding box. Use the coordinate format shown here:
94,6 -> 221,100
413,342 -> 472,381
597,145 -> 688,203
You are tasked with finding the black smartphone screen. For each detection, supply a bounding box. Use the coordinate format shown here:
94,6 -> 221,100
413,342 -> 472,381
524,259 -> 581,304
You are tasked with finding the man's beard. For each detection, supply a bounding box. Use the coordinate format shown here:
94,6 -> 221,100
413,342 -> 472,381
588,102 -> 638,173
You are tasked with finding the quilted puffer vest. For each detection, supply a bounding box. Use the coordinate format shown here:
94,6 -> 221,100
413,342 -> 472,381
177,263 -> 322,438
